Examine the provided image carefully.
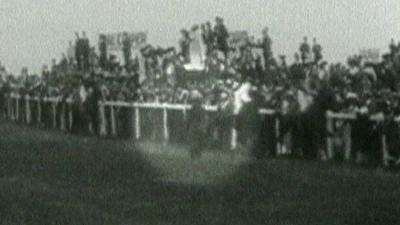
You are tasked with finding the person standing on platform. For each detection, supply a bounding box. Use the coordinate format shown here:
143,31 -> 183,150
299,37 -> 311,64
75,32 -> 83,70
312,38 -> 323,64
81,31 -> 91,71
67,40 -> 76,66
98,35 -> 108,70
260,27 -> 273,69
179,29 -> 192,63
214,17 -> 230,59
122,32 -> 132,68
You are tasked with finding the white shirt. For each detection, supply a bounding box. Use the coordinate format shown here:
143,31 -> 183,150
233,82 -> 252,115
79,85 -> 88,103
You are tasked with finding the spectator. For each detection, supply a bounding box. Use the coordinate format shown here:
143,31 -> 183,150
290,53 -> 305,85
67,40 -> 75,65
122,32 -> 132,68
81,31 -> 91,71
260,27 -> 273,68
299,36 -> 311,63
98,34 -> 108,70
214,17 -> 229,59
312,38 -> 323,64
389,38 -> 397,56
42,65 -> 50,83
201,22 -> 215,57
179,29 -> 191,63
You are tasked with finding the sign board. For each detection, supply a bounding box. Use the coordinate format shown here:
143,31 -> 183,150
228,31 -> 249,48
359,48 -> 380,63
101,32 -> 147,51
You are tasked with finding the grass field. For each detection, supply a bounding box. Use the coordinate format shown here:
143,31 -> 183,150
1,119 -> 400,225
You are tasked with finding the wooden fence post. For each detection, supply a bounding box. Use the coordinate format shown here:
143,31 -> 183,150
15,96 -> 19,122
231,127 -> 237,151
37,99 -> 42,125
344,122 -> 352,162
7,95 -> 11,119
68,104 -> 73,131
163,106 -> 169,143
135,106 -> 140,140
110,105 -> 117,136
99,102 -> 107,136
326,112 -> 334,160
60,102 -> 66,131
52,101 -> 57,129
26,96 -> 31,124
382,134 -> 389,166
275,117 -> 281,155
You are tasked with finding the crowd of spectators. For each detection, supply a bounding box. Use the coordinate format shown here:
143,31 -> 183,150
1,17 -> 399,111
1,17 -> 400,164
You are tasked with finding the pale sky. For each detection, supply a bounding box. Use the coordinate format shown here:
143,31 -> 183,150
0,0 -> 399,74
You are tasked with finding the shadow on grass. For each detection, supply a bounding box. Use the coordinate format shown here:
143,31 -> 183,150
1,121 -> 400,225
0,122 -> 168,224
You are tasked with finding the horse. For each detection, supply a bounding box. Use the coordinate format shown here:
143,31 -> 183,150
297,87 -> 338,159
231,82 -> 263,154
71,84 -> 91,134
273,83 -> 339,160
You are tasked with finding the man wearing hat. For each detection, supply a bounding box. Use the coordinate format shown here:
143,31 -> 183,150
260,27 -> 273,68
214,17 -> 229,59
179,29 -> 191,63
299,37 -> 311,64
312,38 -> 323,64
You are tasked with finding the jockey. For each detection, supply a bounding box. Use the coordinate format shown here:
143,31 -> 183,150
232,81 -> 260,152
233,81 -> 252,116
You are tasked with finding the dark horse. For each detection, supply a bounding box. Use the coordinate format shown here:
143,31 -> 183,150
296,87 -> 338,159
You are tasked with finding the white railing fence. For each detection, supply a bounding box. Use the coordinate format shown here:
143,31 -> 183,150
326,111 -> 398,165
6,94 -> 276,150
4,94 -> 398,164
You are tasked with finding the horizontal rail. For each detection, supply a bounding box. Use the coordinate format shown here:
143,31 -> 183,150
9,94 -> 399,120
9,94 -> 276,115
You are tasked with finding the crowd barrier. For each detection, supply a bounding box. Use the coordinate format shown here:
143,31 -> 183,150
326,111 -> 399,165
4,94 -> 397,165
5,94 -> 276,150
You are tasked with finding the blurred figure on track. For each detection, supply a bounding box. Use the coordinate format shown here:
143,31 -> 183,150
187,90 -> 208,159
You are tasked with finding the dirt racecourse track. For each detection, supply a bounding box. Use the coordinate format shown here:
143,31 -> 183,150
0,118 -> 400,225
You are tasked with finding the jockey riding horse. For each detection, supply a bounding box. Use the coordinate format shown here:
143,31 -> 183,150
297,86 -> 337,159
232,81 -> 263,153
